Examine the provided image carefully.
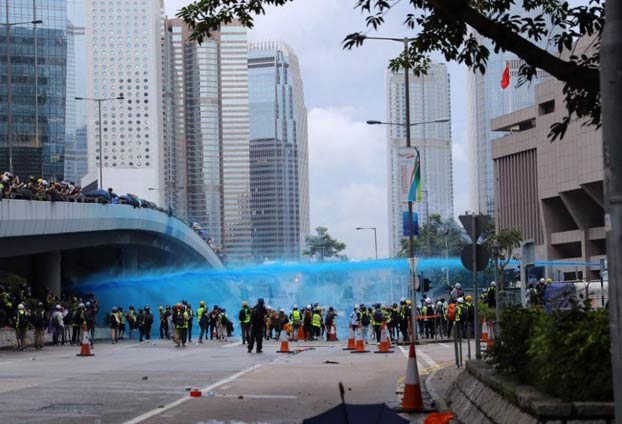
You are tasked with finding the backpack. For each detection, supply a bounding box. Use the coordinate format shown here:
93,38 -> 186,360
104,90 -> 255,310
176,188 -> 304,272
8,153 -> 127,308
238,308 -> 246,321
447,304 -> 457,321
173,312 -> 185,326
361,312 -> 371,326
373,310 -> 384,323
144,313 -> 153,326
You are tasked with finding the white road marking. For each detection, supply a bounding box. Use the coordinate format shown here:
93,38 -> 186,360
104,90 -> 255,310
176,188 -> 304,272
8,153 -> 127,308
215,394 -> 297,399
222,341 -> 242,348
439,343 -> 450,348
122,363 -> 263,424
418,350 -> 438,369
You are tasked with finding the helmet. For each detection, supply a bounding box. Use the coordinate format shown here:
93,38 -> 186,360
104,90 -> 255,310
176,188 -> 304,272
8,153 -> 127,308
546,278 -> 552,283
455,283 -> 462,289
112,307 -> 118,312
406,300 -> 412,305
437,301 -> 442,306
37,302 -> 44,307
359,303 -> 365,309
465,295 -> 473,302
306,304 -> 311,310
258,298 -> 265,304
199,301 -> 205,306
18,304 -> 24,310
457,297 -> 464,303
490,281 -> 496,287
78,303 -> 85,309
266,305 -> 272,310
129,305 -> 135,310
144,305 -> 150,310
242,301 -> 248,306
279,308 -> 285,312
293,304 -> 298,309
393,303 -> 398,308
425,298 -> 432,304
85,301 -> 91,307
400,297 -> 406,302
540,278 -> 545,283
55,304 -> 61,310
159,306 -> 164,310
222,308 -> 226,312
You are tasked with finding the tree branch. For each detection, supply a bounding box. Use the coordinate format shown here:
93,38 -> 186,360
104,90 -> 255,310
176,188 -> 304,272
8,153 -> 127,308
425,0 -> 600,93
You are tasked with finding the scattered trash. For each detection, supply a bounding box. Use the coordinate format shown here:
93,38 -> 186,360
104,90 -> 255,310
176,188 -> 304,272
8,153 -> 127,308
238,395 -> 244,400
324,360 -> 340,364
185,386 -> 192,391
207,391 -> 215,397
142,376 -> 148,380
190,390 -> 202,398
348,388 -> 352,391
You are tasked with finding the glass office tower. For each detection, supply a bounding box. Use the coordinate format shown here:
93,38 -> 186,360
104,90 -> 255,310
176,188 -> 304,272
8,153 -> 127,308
0,0 -> 67,180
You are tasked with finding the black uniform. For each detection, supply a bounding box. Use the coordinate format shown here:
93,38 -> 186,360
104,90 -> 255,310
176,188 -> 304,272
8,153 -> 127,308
248,302 -> 266,353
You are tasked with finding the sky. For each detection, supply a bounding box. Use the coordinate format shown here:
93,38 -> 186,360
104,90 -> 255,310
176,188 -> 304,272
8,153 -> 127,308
166,0 -> 471,260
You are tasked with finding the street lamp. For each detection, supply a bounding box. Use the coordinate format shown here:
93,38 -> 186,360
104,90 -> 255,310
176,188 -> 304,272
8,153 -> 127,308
75,95 -> 124,189
3,6 -> 43,174
356,227 -> 378,260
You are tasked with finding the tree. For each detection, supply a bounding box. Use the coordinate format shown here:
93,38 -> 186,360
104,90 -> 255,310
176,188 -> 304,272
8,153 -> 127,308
397,214 -> 467,258
303,226 -> 347,261
177,0 -> 603,140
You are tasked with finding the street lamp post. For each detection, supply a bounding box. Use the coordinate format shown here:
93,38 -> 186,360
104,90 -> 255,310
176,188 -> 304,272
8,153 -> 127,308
356,226 -> 378,260
3,1 -> 43,174
75,96 -> 124,189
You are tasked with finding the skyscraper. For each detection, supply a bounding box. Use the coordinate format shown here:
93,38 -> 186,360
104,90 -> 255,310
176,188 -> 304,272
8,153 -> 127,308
84,0 -> 164,203
163,19 -> 222,246
220,23 -> 252,262
0,0 -> 68,181
386,64 -> 453,257
468,8 -> 552,216
248,41 -> 309,260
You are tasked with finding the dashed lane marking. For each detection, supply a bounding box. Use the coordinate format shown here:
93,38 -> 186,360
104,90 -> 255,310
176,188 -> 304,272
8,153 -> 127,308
122,363 -> 263,424
222,341 -> 242,348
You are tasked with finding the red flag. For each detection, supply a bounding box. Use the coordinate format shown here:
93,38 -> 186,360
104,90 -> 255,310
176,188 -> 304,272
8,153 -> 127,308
500,62 -> 510,89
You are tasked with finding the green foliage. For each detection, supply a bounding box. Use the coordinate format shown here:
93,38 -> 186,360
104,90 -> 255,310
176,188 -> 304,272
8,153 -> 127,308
487,306 -> 613,402
177,0 -> 603,140
303,226 -> 347,261
398,214 -> 467,258
528,307 -> 612,401
487,306 -> 541,376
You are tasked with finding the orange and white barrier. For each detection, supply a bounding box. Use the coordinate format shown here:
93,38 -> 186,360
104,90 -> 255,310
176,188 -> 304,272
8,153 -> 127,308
76,324 -> 94,357
374,321 -> 394,354
350,324 -> 369,354
342,326 -> 355,350
400,344 -> 424,411
327,324 -> 338,341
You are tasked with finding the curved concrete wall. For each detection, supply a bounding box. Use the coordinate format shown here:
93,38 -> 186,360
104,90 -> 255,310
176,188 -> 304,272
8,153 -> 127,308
0,200 -> 223,269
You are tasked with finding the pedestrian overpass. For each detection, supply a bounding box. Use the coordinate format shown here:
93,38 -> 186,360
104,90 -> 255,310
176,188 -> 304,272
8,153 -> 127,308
0,199 -> 223,296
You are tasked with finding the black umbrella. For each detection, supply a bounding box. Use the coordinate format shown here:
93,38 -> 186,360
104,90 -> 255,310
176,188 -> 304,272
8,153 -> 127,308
85,189 -> 111,201
302,383 -> 408,424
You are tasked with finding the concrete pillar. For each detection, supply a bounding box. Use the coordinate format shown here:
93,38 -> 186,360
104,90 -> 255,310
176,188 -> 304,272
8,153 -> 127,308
38,251 -> 61,298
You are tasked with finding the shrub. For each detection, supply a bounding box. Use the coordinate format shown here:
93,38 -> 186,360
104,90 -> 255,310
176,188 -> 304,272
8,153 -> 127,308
528,307 -> 612,401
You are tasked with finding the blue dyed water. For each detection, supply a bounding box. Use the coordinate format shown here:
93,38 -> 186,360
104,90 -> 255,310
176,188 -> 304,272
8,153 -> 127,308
78,257 -> 467,337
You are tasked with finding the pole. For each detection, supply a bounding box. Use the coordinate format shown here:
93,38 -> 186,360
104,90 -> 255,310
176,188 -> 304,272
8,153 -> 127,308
494,244 -> 501,337
445,233 -> 449,285
6,0 -> 13,174
97,99 -> 103,190
472,214 -> 481,359
404,37 -> 417,341
372,227 -> 378,260
600,0 -> 622,420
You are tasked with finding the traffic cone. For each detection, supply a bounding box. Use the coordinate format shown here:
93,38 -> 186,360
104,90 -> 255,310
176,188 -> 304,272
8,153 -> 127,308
277,339 -> 291,353
374,322 -> 394,353
350,325 -> 369,353
481,318 -> 489,349
327,324 -> 338,341
342,325 -> 355,350
76,325 -> 94,357
298,326 -> 305,341
400,343 -> 424,411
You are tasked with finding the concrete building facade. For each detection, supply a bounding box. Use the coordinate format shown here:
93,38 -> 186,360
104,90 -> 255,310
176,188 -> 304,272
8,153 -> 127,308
492,80 -> 604,281
386,64 -> 453,257
248,41 -> 309,261
84,0 -> 164,205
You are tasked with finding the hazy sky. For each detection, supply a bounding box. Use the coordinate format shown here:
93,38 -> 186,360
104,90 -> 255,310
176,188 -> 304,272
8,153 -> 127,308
166,0 -> 471,260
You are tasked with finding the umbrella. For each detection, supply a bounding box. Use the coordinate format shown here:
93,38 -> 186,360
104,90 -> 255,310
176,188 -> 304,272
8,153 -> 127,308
85,189 -> 111,201
302,383 -> 408,424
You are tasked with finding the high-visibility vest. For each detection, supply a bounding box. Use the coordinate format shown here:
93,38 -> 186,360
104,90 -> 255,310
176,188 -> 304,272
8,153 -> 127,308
242,307 -> 251,324
291,310 -> 301,321
197,306 -> 205,320
312,312 -> 321,328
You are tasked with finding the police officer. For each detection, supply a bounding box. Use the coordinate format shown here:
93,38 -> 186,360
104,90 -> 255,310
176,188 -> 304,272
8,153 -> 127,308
197,301 -> 207,343
142,305 -> 154,341
14,303 -> 29,350
32,302 -> 48,349
312,307 -> 322,340
289,305 -> 301,341
248,298 -> 266,353
238,301 -> 251,344
173,304 -> 189,348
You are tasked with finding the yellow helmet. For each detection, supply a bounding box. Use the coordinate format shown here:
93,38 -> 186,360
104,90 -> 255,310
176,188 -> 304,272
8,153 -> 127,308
465,295 -> 473,302
406,299 -> 412,305
199,300 -> 205,306
242,301 -> 248,306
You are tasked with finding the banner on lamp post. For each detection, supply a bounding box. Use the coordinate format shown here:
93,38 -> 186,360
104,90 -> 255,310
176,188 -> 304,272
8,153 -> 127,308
402,211 -> 419,237
398,147 -> 422,203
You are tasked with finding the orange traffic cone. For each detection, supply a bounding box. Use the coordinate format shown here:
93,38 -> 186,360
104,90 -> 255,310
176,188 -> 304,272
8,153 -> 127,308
298,326 -> 305,341
277,339 -> 291,353
327,324 -> 338,341
342,326 -> 355,350
374,322 -> 394,354
350,325 -> 369,354
481,318 -> 489,349
76,325 -> 94,357
399,344 -> 424,411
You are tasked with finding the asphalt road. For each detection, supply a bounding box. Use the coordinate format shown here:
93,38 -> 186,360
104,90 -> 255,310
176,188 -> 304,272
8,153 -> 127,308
0,336 -> 464,424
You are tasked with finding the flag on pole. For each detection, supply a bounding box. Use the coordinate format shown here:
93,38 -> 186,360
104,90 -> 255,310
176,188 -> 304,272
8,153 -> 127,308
408,150 -> 422,202
500,61 -> 510,89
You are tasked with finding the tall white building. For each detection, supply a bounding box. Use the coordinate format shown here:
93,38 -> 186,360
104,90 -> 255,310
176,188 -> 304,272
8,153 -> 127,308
219,23 -> 252,262
468,7 -> 552,216
387,64 -> 453,257
84,0 -> 164,204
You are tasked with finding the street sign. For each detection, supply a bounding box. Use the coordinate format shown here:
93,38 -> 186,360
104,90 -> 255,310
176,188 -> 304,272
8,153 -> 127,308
459,214 -> 491,242
521,240 -> 536,266
460,244 -> 491,272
